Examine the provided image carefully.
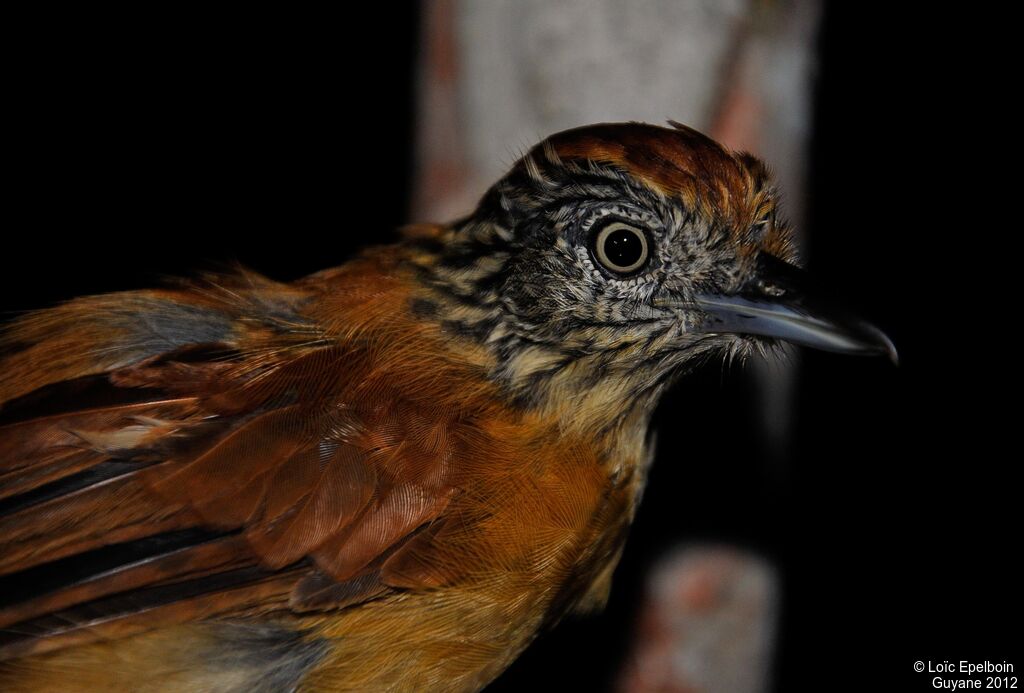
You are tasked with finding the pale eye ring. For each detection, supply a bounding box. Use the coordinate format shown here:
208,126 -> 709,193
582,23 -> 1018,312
592,221 -> 650,274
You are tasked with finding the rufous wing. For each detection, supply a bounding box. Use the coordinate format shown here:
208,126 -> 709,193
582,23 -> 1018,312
0,268 -> 464,660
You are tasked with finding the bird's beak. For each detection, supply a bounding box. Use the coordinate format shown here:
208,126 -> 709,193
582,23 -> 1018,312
692,253 -> 898,363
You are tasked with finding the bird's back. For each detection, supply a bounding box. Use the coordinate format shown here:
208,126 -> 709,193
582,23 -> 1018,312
0,244 -> 638,691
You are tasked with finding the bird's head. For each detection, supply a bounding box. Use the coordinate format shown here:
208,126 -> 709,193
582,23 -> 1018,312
409,122 -> 894,433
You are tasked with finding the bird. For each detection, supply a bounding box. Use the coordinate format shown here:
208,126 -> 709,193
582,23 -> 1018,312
0,121 -> 895,692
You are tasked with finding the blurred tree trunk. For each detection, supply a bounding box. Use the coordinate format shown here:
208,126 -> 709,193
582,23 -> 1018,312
413,3 -> 821,691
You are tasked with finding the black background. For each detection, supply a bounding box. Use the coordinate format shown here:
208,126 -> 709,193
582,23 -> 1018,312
3,4 -> 1016,691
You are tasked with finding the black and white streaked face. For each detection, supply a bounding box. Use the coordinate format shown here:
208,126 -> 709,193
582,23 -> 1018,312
416,123 -> 893,411
498,190 -> 767,353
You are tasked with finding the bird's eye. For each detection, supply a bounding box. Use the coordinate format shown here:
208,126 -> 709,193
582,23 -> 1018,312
592,221 -> 649,274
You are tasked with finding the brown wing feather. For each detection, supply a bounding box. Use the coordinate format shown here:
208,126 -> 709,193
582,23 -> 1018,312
0,399 -> 198,499
0,259 -> 465,660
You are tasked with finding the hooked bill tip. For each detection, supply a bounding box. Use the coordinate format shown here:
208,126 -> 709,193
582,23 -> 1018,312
870,326 -> 899,366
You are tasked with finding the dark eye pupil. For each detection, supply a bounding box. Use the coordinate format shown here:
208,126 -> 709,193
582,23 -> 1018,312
603,229 -> 643,267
